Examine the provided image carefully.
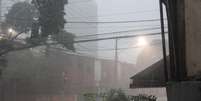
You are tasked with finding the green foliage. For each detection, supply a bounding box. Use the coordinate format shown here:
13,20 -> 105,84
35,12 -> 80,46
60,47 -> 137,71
0,0 -> 75,54
83,93 -> 96,101
106,89 -> 129,101
130,94 -> 157,101
28,0 -> 75,51
83,92 -> 108,101
32,0 -> 68,37
54,30 -> 75,51
5,2 -> 37,32
30,0 -> 75,51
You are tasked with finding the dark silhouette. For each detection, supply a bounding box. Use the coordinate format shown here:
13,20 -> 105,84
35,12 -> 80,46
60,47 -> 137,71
5,2 -> 37,33
31,0 -> 68,37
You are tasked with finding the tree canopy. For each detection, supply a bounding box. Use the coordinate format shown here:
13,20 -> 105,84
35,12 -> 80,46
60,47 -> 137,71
32,0 -> 68,37
0,0 -> 75,56
5,2 -> 37,33
106,89 -> 129,101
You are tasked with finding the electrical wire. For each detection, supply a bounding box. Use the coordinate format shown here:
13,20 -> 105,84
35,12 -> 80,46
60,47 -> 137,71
75,27 -> 167,38
67,18 -> 166,24
75,40 -> 164,52
74,32 -> 168,43
65,24 -> 168,29
66,10 -> 160,19
67,0 -> 92,5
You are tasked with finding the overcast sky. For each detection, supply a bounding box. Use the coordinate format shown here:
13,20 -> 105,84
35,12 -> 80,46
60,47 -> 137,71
65,0 -> 163,64
1,0 -> 164,64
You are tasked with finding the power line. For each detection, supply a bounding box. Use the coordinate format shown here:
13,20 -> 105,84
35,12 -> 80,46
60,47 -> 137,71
1,15 -> 166,26
65,24 -> 168,29
66,10 -> 160,19
67,0 -> 92,5
67,18 -> 166,24
75,40 -> 165,52
74,32 -> 168,43
75,27 -> 167,38
76,46 -> 141,52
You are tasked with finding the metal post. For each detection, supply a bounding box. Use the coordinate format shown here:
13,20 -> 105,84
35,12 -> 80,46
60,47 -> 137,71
0,0 -> 2,33
0,0 -> 2,22
159,0 -> 168,82
165,0 -> 178,81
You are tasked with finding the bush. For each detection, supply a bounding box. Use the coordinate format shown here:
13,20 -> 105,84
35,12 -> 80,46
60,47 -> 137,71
106,89 -> 129,101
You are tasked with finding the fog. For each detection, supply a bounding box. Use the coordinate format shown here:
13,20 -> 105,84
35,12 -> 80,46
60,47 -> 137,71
0,0 -> 168,101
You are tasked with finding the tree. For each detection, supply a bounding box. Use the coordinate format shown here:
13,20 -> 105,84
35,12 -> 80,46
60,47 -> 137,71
83,93 -> 96,101
106,89 -> 129,101
32,0 -> 68,37
0,0 -> 75,58
30,0 -> 75,50
54,30 -> 75,51
130,94 -> 157,101
5,2 -> 38,33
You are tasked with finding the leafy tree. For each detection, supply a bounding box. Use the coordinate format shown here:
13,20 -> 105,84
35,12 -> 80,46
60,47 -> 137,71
106,89 -> 129,101
83,93 -> 96,101
54,30 -> 75,51
130,94 -> 157,101
30,0 -> 75,50
0,0 -> 75,58
31,0 -> 68,37
5,2 -> 38,33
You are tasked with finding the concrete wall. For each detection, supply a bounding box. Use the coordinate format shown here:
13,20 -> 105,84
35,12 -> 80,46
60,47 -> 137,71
185,0 -> 201,77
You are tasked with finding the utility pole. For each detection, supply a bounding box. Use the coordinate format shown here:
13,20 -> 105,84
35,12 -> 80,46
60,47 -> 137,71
0,1 -> 3,100
159,0 -> 168,82
0,0 -> 2,31
114,38 -> 118,87
0,0 -> 1,21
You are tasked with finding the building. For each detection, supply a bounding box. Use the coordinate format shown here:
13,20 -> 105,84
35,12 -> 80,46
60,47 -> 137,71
1,46 -> 96,101
130,58 -> 167,88
129,39 -> 169,101
98,60 -> 136,89
0,45 -> 135,101
129,58 -> 168,101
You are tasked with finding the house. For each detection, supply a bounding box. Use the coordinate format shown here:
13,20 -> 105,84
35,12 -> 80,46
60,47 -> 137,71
130,58 -> 168,88
129,57 -> 169,101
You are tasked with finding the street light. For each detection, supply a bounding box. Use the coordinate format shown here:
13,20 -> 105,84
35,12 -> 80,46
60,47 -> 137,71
7,28 -> 17,38
137,37 -> 148,47
8,28 -> 14,33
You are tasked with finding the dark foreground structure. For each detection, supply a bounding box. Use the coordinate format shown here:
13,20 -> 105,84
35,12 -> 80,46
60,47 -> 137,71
130,58 -> 167,88
131,0 -> 201,101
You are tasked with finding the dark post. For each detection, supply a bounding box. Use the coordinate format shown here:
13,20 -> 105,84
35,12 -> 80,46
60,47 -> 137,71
159,0 -> 168,82
114,38 -> 118,87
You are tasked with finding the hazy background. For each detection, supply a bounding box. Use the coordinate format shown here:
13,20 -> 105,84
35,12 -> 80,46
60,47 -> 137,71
0,0 -> 168,101
1,0 -> 165,65
66,0 -> 165,66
